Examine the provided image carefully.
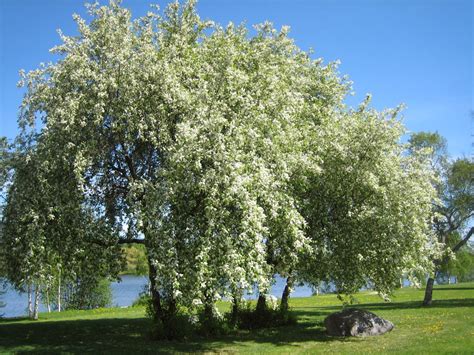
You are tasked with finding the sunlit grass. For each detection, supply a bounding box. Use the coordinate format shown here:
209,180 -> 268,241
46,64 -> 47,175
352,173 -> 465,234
1,282 -> 473,353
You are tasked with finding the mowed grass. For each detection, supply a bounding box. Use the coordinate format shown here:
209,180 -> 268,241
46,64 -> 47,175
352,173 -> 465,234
0,282 -> 473,354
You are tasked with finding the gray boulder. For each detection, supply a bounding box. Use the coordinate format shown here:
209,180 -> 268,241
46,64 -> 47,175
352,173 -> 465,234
324,308 -> 394,337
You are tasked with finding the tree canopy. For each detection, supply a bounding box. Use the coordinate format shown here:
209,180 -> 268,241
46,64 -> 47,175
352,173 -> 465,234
0,0 -> 439,334
409,131 -> 474,305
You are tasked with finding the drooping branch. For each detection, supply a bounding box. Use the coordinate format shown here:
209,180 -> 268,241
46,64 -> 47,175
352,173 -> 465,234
90,237 -> 145,247
118,238 -> 145,245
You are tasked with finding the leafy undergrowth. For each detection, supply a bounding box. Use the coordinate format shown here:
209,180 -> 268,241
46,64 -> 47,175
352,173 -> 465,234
1,283 -> 473,353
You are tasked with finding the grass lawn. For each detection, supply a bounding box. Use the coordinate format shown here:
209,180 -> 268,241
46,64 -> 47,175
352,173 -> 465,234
1,282 -> 473,353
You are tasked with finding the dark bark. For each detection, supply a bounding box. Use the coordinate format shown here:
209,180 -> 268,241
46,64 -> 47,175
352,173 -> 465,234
118,238 -> 145,245
230,297 -> 240,325
202,300 -> 216,330
280,276 -> 293,312
162,297 -> 178,339
423,276 -> 435,306
167,298 -> 177,316
90,237 -> 145,248
147,257 -> 179,339
204,303 -> 214,320
452,227 -> 474,253
256,294 -> 267,314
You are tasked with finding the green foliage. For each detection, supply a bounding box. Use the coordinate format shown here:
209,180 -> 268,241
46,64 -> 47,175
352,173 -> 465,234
121,244 -> 148,276
439,241 -> 474,282
458,251 -> 474,282
196,308 -> 228,337
409,132 -> 474,270
132,287 -> 151,307
228,301 -> 297,330
296,103 -> 437,296
408,131 -> 448,168
0,145 -> 123,316
63,277 -> 112,310
444,159 -> 474,234
148,305 -> 196,340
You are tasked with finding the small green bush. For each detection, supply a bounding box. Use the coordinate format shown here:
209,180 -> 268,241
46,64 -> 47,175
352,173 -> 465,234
196,305 -> 229,337
132,289 -> 151,307
146,297 -> 297,340
65,277 -> 112,310
226,300 -> 296,330
148,305 -> 196,340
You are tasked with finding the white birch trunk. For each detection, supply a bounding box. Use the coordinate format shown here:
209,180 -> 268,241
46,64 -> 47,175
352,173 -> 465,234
27,283 -> 33,319
46,288 -> 51,313
33,284 -> 40,320
58,277 -> 61,312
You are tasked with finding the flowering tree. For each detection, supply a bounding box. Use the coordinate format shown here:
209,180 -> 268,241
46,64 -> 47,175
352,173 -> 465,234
4,0 -> 437,335
293,99 -> 438,303
13,0 -> 344,327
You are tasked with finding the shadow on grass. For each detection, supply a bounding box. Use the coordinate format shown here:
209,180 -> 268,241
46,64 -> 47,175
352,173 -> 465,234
433,287 -> 474,291
0,315 -> 353,353
290,298 -> 474,315
0,316 -> 30,323
355,298 -> 474,312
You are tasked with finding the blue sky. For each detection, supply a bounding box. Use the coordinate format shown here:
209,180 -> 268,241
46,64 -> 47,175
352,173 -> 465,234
0,0 -> 472,158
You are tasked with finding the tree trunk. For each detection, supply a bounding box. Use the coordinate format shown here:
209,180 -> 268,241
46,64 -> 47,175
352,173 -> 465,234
167,298 -> 177,318
57,269 -> 61,312
280,276 -> 293,312
147,257 -> 162,322
27,283 -> 33,318
230,296 -> 240,326
46,288 -> 51,313
162,297 -> 178,339
204,302 -> 213,319
423,276 -> 435,306
256,293 -> 267,314
33,284 -> 40,320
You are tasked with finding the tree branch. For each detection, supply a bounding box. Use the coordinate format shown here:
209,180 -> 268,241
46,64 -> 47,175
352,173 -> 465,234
118,238 -> 145,245
90,238 -> 145,247
452,226 -> 474,254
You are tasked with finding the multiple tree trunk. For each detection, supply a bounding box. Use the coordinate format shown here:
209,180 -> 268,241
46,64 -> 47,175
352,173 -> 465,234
27,283 -> 41,320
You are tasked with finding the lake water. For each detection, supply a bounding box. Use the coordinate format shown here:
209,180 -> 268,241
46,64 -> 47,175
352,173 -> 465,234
0,275 -> 312,319
2,274 -> 453,318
